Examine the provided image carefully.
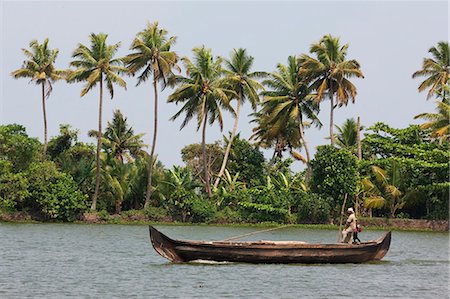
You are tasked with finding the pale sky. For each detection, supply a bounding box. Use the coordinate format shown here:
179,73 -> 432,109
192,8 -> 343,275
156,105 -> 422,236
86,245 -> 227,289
1,1 -> 448,170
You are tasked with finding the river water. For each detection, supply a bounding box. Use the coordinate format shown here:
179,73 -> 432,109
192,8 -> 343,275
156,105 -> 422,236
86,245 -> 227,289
0,224 -> 448,298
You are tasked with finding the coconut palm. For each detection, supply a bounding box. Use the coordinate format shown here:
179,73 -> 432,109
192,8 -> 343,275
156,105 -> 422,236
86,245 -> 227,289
250,110 -> 303,160
333,118 -> 364,153
88,109 -> 146,163
213,48 -> 264,189
11,38 -> 64,157
412,41 -> 449,101
124,22 -> 179,208
299,34 -> 364,146
67,33 -> 127,210
260,56 -> 321,177
168,46 -> 234,197
363,161 -> 418,218
414,99 -> 450,144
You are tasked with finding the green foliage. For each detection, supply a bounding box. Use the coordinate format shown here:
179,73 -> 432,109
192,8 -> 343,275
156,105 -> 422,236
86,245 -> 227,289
185,197 -> 217,223
311,145 -> 359,204
181,142 -> 223,185
47,124 -> 79,160
361,122 -> 449,219
0,124 -> 41,171
97,210 -> 111,221
296,192 -> 332,224
0,172 -> 29,211
24,161 -> 88,221
238,201 -> 289,223
143,206 -> 169,221
227,136 -> 266,186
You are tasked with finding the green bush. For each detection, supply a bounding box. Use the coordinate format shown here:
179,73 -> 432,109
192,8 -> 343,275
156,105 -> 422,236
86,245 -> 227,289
97,210 -> 110,221
143,206 -> 169,221
238,202 -> 289,223
186,197 -> 217,223
213,206 -> 242,223
24,161 -> 88,221
297,192 -> 332,224
0,172 -> 29,212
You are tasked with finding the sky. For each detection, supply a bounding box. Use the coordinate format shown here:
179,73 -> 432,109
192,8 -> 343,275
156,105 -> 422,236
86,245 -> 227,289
1,1 -> 448,170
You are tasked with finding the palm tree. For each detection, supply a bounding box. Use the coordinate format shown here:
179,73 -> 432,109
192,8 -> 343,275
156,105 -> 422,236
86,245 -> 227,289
67,33 -> 127,210
414,99 -> 450,144
363,161 -> 419,218
299,34 -> 364,146
168,46 -> 234,197
260,56 -> 321,177
412,41 -> 449,101
250,110 -> 303,160
333,118 -> 364,153
124,22 -> 179,208
11,38 -> 64,157
213,48 -> 264,189
88,109 -> 146,163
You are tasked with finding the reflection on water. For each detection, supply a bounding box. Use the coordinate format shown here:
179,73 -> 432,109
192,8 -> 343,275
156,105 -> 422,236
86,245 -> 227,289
1,223 -> 448,298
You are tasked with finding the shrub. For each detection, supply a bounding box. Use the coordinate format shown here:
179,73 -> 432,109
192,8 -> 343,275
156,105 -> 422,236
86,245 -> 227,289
143,206 -> 169,221
24,161 -> 88,221
213,206 -> 242,224
297,192 -> 332,224
238,202 -> 289,223
186,197 -> 217,223
97,210 -> 110,221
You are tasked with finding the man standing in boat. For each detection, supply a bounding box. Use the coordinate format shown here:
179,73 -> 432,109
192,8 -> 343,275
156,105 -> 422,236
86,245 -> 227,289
342,208 -> 357,244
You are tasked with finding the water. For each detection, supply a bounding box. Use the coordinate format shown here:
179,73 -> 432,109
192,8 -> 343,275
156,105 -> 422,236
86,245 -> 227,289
1,224 -> 448,298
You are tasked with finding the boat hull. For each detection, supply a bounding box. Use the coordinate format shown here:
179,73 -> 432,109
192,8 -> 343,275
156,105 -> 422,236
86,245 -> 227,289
149,226 -> 391,264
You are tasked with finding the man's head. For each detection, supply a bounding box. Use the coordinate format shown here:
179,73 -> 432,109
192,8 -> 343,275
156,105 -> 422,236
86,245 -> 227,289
347,207 -> 354,214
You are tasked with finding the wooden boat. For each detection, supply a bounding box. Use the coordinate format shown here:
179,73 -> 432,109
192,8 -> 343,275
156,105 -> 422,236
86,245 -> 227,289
149,226 -> 391,264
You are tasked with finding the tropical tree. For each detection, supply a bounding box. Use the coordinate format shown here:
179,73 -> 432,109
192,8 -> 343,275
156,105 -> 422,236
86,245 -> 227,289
11,38 -> 64,156
333,118 -> 364,153
168,46 -> 234,197
88,110 -> 146,163
124,22 -> 179,208
251,110 -> 302,160
412,41 -> 449,101
299,34 -> 364,146
414,99 -> 450,144
213,48 -> 264,189
67,33 -> 127,210
260,56 -> 321,178
363,162 -> 418,218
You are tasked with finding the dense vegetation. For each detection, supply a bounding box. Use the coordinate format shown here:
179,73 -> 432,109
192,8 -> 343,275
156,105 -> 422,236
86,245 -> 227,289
2,25 -> 448,223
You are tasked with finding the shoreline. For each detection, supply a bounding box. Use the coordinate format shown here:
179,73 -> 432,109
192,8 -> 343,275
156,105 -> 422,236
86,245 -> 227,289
1,213 -> 448,233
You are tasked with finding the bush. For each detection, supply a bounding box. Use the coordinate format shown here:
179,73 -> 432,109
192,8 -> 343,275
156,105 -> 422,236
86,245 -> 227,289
238,202 -> 289,223
186,197 -> 217,223
213,207 -> 242,224
23,161 -> 88,221
297,192 -> 332,224
143,206 -> 170,221
0,172 -> 29,212
97,210 -> 110,221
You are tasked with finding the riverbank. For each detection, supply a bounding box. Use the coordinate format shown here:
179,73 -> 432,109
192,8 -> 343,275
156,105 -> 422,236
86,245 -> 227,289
1,211 -> 448,232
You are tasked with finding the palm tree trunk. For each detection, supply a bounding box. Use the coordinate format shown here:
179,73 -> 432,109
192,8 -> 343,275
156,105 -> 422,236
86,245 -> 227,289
144,78 -> 159,208
213,94 -> 241,189
41,82 -> 48,157
92,77 -> 103,211
329,94 -> 335,146
297,113 -> 311,183
329,80 -> 335,146
202,110 -> 212,197
357,116 -> 362,160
